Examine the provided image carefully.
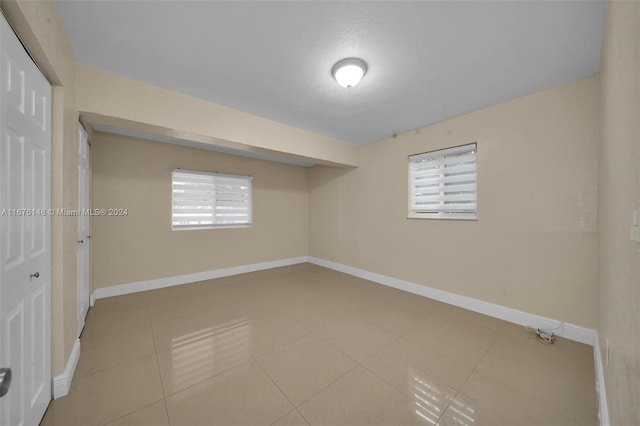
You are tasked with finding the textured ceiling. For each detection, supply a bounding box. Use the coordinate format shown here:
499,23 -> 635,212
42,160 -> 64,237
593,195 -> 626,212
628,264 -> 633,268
58,1 -> 606,145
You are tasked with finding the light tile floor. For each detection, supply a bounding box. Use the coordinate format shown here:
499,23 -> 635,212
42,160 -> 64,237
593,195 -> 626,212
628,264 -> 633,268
40,264 -> 597,426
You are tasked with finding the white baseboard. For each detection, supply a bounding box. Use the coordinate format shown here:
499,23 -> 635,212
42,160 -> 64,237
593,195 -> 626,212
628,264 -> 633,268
92,256 -> 309,300
86,255 -> 605,418
52,338 -> 80,399
308,256 -> 596,346
91,255 -> 595,346
593,333 -> 610,426
89,292 -> 96,307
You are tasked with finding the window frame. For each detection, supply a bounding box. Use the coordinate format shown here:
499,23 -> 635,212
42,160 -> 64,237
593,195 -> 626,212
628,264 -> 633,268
171,169 -> 253,231
408,143 -> 477,221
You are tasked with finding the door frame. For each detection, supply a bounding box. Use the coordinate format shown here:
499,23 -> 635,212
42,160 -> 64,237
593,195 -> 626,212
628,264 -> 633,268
77,123 -> 90,337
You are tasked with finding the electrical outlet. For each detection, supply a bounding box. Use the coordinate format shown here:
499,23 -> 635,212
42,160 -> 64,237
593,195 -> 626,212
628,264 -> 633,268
605,339 -> 610,368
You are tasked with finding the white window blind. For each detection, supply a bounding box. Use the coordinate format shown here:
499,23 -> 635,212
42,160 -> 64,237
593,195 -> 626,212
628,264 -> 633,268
408,143 -> 477,220
172,169 -> 252,230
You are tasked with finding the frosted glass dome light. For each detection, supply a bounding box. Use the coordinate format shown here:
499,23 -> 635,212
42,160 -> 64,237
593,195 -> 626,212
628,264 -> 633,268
332,58 -> 367,88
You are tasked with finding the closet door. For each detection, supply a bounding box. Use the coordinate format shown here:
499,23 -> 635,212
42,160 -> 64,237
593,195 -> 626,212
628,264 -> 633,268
0,12 -> 52,426
77,124 -> 90,336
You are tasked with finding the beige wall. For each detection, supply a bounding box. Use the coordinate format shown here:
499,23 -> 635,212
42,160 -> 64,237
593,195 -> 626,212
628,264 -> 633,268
91,133 -> 309,289
5,5 -> 634,415
1,0 -> 79,376
598,1 -> 640,424
0,0 -> 349,379
76,64 -> 358,168
310,77 -> 599,328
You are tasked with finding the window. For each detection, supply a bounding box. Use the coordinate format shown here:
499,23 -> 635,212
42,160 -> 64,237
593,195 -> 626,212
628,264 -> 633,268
408,143 -> 477,220
172,169 -> 252,230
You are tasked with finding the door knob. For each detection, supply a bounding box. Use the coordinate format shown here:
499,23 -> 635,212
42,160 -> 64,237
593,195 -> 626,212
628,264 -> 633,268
77,240 -> 84,244
0,368 -> 11,398
30,272 -> 39,279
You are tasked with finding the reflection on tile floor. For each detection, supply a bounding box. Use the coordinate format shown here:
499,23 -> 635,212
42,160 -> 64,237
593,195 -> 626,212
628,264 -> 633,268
40,264 -> 597,426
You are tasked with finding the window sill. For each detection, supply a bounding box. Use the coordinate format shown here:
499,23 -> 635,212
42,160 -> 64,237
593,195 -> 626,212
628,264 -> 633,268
407,214 -> 477,221
172,224 -> 252,231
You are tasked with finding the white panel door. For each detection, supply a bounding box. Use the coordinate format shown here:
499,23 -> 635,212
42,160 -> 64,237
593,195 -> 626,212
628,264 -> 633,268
0,13 -> 52,426
77,124 -> 90,336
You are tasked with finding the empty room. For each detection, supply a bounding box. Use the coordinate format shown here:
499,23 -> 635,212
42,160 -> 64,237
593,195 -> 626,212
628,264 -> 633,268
0,0 -> 637,425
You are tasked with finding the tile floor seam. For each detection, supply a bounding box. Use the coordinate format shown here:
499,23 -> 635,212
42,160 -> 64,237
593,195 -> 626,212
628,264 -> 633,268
435,357 -> 479,425
144,299 -> 172,413
294,408 -> 310,426
362,363 -> 454,426
50,266 -> 598,426
356,333 -> 404,365
237,325 -> 311,360
251,354 -> 298,415
98,400 -> 164,426
74,357 -> 156,384
349,310 -> 404,335
297,406 -> 313,426
467,336 -> 521,393
358,361 -> 421,400
457,369 -> 593,425
74,330 -> 157,381
238,320 -> 309,410
262,330 -> 403,410
161,358 -> 254,403
395,310 -> 435,340
69,344 -> 154,386
251,330 -> 363,410
149,302 -> 216,327
311,331 -> 362,365
382,312 -> 500,425
309,313 -> 404,363
443,328 -> 500,399
80,355 -> 165,426
268,408 -> 296,426
468,367 -> 597,425
399,310 -> 439,339
161,399 -> 171,426
351,311 -> 411,336
446,335 -> 596,425
157,309 -> 253,391
79,323 -> 151,343
291,363 -> 361,410
83,305 -> 153,340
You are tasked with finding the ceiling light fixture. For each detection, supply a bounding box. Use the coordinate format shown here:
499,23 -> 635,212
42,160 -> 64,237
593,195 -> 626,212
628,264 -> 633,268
332,58 -> 367,88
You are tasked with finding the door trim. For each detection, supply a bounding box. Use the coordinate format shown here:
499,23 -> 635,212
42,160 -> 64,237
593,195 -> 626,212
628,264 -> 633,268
76,124 -> 90,337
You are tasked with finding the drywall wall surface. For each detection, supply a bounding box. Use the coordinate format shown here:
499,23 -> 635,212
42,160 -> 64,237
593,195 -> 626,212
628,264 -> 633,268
92,132 -> 309,288
76,64 -> 358,168
598,1 -> 640,424
310,77 -> 599,328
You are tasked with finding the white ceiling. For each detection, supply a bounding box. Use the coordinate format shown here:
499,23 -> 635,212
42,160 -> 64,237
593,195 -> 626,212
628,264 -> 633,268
58,1 -> 606,146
